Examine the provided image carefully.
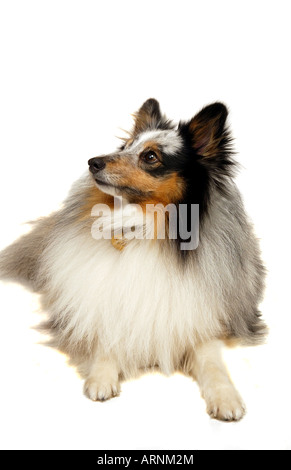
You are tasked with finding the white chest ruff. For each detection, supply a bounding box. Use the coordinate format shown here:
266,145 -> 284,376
43,230 -> 223,375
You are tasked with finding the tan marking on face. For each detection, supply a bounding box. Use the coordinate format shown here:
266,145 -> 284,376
78,185 -> 114,221
105,158 -> 157,189
105,157 -> 185,205
136,174 -> 185,240
152,173 -> 185,204
137,173 -> 185,206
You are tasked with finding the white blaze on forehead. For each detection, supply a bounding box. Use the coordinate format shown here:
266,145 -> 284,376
130,129 -> 183,155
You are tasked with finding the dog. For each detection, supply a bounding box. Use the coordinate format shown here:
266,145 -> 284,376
0,98 -> 267,421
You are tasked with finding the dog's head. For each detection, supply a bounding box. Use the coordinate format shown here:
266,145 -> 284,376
88,98 -> 234,210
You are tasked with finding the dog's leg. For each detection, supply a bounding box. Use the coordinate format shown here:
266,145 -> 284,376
192,340 -> 245,421
84,346 -> 120,402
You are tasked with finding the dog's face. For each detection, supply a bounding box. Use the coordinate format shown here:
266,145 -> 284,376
88,99 -> 186,205
88,128 -> 186,205
88,98 -> 233,208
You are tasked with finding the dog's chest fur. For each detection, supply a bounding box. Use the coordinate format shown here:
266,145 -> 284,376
42,228 -> 223,376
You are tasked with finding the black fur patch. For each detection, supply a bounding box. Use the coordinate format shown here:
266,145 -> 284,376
172,103 -> 236,258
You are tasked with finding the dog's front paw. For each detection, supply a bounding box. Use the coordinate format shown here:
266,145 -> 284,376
205,386 -> 246,421
84,377 -> 120,402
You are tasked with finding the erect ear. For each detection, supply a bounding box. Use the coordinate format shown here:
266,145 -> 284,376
131,98 -> 164,137
187,102 -> 229,159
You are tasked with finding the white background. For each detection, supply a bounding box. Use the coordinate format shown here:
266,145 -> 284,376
0,0 -> 290,450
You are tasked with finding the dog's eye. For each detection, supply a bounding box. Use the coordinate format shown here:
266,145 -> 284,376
140,151 -> 159,164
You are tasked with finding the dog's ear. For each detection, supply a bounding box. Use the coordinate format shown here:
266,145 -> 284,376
130,98 -> 174,138
185,102 -> 230,159
131,98 -> 162,136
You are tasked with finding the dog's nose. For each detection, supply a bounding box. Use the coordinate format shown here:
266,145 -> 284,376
88,157 -> 106,173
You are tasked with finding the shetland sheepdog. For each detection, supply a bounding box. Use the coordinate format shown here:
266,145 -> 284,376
0,99 -> 267,421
